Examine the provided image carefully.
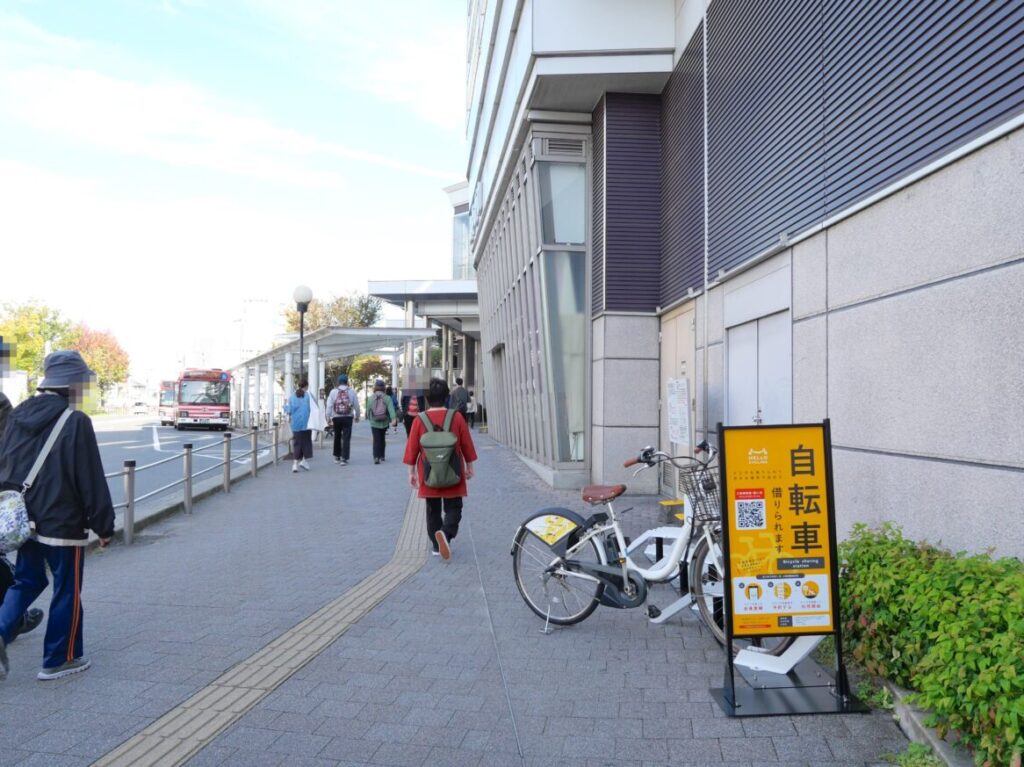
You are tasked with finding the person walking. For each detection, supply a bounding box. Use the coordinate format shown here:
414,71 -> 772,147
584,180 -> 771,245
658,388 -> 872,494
365,379 -> 397,464
449,377 -> 470,421
0,350 -> 114,681
325,374 -> 360,465
284,379 -> 313,473
400,389 -> 425,437
385,386 -> 399,434
403,378 -> 478,560
0,391 -> 45,643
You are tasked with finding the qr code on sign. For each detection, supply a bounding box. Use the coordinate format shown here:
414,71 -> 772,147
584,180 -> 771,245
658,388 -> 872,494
736,500 -> 766,529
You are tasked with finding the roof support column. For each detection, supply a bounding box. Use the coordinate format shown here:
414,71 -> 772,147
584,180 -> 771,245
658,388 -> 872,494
267,356 -> 275,422
307,341 -> 319,401
284,352 -> 294,397
254,364 -> 263,426
242,366 -> 251,428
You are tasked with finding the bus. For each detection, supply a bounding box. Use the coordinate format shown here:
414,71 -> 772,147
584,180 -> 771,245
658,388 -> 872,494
158,380 -> 177,426
175,369 -> 232,431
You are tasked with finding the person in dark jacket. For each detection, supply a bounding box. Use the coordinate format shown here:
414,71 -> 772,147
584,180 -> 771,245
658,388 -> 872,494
0,351 -> 115,682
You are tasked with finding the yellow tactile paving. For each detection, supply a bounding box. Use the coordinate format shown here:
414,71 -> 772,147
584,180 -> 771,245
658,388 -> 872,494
92,491 -> 427,767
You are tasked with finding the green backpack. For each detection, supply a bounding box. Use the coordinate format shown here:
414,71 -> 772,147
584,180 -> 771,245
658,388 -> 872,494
418,410 -> 461,488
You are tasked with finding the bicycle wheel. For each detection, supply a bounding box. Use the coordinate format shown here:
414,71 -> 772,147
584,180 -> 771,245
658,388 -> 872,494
512,525 -> 604,626
689,537 -> 796,657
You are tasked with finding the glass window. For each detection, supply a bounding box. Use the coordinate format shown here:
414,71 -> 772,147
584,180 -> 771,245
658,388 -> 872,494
179,380 -> 231,405
540,250 -> 586,462
537,162 -> 585,246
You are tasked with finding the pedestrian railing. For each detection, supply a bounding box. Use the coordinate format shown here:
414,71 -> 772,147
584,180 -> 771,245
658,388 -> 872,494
103,423 -> 284,545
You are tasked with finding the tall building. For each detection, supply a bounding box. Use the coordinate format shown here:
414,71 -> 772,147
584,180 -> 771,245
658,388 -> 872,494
466,0 -> 1024,556
445,181 -> 474,280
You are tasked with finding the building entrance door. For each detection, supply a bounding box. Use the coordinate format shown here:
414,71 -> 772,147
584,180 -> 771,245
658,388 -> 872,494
726,311 -> 791,426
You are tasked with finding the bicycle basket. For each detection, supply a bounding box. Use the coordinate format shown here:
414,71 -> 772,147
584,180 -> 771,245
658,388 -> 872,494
678,464 -> 721,523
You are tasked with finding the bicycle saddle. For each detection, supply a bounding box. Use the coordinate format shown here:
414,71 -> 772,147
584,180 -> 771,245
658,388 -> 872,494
581,484 -> 626,504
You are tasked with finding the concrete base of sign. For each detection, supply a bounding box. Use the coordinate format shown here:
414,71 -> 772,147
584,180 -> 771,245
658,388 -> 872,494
734,635 -> 823,674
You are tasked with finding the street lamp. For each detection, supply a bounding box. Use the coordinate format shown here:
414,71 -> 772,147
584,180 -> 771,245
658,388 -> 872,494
293,285 -> 313,384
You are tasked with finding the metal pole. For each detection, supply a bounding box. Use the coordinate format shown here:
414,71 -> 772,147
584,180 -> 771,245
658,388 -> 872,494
183,443 -> 193,515
702,0 -> 710,441
123,460 -> 136,545
272,421 -> 279,465
223,432 -> 231,492
298,311 -> 305,382
251,426 -> 259,478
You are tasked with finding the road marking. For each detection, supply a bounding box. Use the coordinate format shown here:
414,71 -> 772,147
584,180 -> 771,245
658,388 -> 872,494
96,440 -> 139,447
151,425 -> 162,453
94,489 -> 427,767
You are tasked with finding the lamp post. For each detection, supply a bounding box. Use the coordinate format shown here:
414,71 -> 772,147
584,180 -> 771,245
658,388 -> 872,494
293,285 -> 313,384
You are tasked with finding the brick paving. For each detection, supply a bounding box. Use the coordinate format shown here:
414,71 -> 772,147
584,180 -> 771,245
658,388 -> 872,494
0,424 -> 908,766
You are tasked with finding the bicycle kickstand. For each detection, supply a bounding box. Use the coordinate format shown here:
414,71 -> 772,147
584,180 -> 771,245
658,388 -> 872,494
540,581 -> 554,635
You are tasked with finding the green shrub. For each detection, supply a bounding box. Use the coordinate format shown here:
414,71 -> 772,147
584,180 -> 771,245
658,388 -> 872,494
839,524 -> 1024,767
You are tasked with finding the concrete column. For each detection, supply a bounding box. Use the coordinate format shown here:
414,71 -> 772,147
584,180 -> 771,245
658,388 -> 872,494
391,352 -> 399,389
441,327 -> 449,381
404,301 -> 416,382
284,352 -> 294,395
317,357 -> 326,399
254,365 -> 263,422
267,356 -> 275,419
308,341 -> 319,398
422,322 -> 432,373
242,366 -> 251,427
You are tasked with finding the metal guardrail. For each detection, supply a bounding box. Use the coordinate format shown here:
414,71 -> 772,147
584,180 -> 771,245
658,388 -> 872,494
103,423 -> 282,544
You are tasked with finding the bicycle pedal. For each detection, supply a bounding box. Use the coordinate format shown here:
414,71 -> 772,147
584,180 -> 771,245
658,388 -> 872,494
646,605 -> 661,619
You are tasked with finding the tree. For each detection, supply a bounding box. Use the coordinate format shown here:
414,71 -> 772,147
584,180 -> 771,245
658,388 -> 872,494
0,302 -> 76,389
347,355 -> 392,390
283,292 -> 383,332
68,325 -> 130,397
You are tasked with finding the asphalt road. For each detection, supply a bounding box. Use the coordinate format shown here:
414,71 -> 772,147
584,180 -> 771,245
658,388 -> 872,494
93,415 -> 269,510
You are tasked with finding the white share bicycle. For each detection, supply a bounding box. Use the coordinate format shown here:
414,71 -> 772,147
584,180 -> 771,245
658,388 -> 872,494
511,442 -> 795,657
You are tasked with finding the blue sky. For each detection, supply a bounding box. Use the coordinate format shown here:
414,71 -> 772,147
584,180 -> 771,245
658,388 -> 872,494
0,0 -> 468,379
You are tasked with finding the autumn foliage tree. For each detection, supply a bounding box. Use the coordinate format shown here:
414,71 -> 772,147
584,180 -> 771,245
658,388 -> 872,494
68,325 -> 130,397
346,356 -> 392,390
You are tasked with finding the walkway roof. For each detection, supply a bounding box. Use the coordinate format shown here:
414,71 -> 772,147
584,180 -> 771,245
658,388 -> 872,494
231,326 -> 436,372
368,279 -> 479,338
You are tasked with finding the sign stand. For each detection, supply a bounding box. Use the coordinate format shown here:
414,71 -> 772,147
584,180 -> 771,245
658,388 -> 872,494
711,419 -> 867,717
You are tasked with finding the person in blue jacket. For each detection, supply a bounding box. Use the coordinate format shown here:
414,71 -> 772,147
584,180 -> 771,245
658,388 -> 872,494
0,351 -> 115,681
284,378 -> 313,473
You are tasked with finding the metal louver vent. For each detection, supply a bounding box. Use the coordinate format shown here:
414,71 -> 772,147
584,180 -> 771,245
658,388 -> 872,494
661,462 -> 677,498
543,137 -> 584,157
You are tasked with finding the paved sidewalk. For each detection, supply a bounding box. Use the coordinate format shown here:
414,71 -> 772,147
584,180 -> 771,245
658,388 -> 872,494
0,424 -> 908,766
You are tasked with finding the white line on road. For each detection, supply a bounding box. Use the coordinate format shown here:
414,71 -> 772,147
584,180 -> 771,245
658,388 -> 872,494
97,439 -> 140,447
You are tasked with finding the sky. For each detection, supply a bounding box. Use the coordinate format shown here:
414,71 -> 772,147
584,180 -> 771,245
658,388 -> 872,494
0,0 -> 468,382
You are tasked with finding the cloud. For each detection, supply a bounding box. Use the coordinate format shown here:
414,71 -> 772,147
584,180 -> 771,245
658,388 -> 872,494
234,0 -> 467,133
0,64 -> 455,185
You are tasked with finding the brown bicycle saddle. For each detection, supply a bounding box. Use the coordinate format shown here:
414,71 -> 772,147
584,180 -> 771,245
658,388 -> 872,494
581,484 -> 626,504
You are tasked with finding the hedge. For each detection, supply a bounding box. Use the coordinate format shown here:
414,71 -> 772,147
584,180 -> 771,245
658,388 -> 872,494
838,524 -> 1023,767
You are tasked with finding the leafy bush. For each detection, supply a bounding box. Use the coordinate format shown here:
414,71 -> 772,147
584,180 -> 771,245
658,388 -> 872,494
839,524 -> 1024,767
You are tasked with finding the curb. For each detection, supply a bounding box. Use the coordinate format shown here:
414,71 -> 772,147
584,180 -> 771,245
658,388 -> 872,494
90,454 -> 278,552
886,682 -> 975,767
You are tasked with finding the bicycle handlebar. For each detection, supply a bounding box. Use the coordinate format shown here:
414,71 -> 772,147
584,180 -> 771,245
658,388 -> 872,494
623,457 -> 639,468
626,442 -> 718,471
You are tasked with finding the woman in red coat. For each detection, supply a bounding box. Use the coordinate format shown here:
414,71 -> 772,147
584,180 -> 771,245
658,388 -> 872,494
403,378 -> 478,560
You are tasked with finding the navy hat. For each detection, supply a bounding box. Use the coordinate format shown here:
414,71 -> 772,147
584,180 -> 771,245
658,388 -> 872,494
374,378 -> 385,389
39,350 -> 95,388
337,374 -> 348,385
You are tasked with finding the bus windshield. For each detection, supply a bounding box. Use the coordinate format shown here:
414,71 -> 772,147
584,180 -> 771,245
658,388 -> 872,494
179,380 -> 231,405
159,390 -> 176,406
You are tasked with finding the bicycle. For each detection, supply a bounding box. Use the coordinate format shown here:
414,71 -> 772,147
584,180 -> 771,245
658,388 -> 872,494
511,442 -> 795,657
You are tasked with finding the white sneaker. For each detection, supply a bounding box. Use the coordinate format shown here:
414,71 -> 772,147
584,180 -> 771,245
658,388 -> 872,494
299,460 -> 310,471
292,461 -> 298,473
37,658 -> 91,680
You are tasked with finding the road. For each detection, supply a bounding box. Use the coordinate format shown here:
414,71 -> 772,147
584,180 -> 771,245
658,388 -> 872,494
93,415 -> 271,510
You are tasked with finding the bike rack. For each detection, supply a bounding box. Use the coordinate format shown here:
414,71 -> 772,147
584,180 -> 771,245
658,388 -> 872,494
734,635 -> 824,674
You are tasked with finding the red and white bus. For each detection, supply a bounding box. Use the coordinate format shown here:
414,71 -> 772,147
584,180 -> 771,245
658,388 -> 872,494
158,380 -> 177,426
174,369 -> 232,431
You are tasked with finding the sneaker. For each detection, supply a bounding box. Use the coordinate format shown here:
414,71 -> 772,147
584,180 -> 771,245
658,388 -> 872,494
292,461 -> 298,473
0,637 -> 8,680
374,458 -> 380,465
12,608 -> 44,641
37,657 -> 91,681
334,457 -> 341,465
299,460 -> 310,471
435,531 -> 450,561
431,549 -> 440,557
341,459 -> 348,466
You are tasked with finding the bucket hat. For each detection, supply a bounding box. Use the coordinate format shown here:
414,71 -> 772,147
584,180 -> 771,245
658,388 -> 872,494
39,350 -> 95,388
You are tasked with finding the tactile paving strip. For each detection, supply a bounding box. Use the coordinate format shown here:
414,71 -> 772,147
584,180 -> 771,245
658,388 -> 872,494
93,491 -> 427,767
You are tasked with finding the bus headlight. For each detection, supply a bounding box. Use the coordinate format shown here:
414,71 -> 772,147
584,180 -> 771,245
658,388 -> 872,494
179,410 -> 189,418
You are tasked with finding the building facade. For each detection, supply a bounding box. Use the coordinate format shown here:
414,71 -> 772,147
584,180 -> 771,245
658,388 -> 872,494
466,0 -> 1024,556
